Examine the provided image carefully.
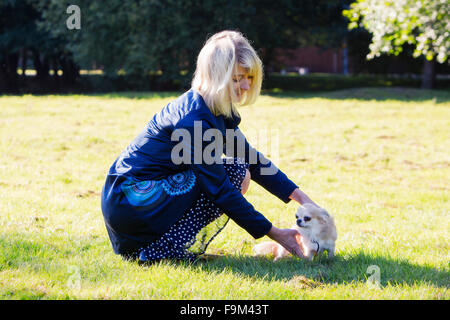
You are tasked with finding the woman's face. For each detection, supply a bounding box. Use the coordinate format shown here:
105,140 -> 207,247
232,64 -> 253,102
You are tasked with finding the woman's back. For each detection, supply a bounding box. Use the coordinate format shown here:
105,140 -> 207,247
108,89 -> 239,181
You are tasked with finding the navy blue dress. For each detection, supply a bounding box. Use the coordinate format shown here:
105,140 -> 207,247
101,89 -> 298,259
137,157 -> 249,262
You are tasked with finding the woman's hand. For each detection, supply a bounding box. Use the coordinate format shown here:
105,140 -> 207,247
266,226 -> 304,258
289,188 -> 319,207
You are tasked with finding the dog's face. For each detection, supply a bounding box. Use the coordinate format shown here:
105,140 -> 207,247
295,203 -> 332,232
294,203 -> 337,259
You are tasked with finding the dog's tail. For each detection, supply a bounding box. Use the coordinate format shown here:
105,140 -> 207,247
252,241 -> 279,257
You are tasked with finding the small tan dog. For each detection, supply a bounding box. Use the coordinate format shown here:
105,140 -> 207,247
253,203 -> 337,261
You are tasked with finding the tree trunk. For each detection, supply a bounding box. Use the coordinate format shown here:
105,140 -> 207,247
5,52 -> 19,77
19,48 -> 26,78
261,47 -> 274,73
60,56 -> 79,86
4,53 -> 19,92
32,49 -> 49,81
0,53 -> 7,92
421,58 -> 435,89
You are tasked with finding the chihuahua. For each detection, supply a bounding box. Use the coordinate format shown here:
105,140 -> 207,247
253,203 -> 337,261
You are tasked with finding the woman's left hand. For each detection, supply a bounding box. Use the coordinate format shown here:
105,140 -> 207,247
267,226 -> 304,258
289,188 -> 320,207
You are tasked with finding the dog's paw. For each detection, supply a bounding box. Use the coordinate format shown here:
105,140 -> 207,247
302,250 -> 315,261
305,255 -> 314,261
253,241 -> 278,257
273,256 -> 282,262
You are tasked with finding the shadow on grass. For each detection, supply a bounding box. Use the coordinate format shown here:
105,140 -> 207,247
85,91 -> 182,100
83,87 -> 450,103
6,87 -> 449,103
189,252 -> 449,289
4,91 -> 182,100
0,236 -> 57,271
87,87 -> 450,104
0,235 -> 78,299
3,235 -> 448,292
262,87 -> 450,104
0,234 -> 98,272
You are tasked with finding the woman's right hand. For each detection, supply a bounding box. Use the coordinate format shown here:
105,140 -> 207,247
266,226 -> 304,258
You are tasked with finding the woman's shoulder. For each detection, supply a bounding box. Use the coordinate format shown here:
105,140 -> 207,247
170,89 -> 217,125
171,89 -> 206,112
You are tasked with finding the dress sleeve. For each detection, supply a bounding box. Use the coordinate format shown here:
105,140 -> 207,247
174,115 -> 272,239
224,127 -> 299,203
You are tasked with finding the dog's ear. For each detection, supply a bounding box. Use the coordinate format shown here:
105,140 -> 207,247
302,203 -> 316,210
321,209 -> 330,217
316,209 -> 331,224
296,206 -> 306,216
316,215 -> 328,224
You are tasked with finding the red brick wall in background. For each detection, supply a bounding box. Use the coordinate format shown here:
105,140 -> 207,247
271,47 -> 345,74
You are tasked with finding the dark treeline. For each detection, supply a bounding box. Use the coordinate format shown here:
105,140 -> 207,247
1,0 -> 448,93
0,0 -> 80,92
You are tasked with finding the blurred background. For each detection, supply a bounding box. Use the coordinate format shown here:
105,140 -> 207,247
1,0 -> 449,94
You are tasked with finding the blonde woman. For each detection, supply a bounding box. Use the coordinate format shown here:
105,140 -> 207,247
101,30 -> 319,263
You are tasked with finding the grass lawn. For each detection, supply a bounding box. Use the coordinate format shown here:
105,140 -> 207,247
0,87 -> 449,299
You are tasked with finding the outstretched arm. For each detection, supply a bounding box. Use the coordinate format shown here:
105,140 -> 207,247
289,188 -> 319,207
225,127 -> 298,203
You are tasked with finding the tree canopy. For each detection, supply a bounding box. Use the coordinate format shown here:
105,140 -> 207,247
343,0 -> 449,64
34,0 -> 351,87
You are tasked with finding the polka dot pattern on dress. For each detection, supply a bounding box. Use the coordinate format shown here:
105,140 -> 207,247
138,158 -> 249,263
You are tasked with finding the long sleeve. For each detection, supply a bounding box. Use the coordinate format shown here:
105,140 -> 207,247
174,114 -> 272,239
224,127 -> 299,203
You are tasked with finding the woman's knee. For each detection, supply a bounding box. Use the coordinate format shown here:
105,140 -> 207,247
241,169 -> 251,195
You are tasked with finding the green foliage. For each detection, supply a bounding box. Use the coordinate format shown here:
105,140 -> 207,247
343,0 -> 450,63
262,73 -> 450,91
36,0 -> 352,87
0,0 -> 81,91
0,0 -> 41,53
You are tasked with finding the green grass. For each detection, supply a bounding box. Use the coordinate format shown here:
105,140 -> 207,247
0,87 -> 449,299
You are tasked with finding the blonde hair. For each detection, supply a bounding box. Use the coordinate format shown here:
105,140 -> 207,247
192,30 -> 263,118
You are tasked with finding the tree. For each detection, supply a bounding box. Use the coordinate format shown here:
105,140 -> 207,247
343,0 -> 450,89
0,0 -> 42,90
0,0 -> 80,93
36,0 -> 351,89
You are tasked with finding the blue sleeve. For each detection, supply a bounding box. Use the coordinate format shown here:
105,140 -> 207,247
174,114 -> 272,239
224,127 -> 299,203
